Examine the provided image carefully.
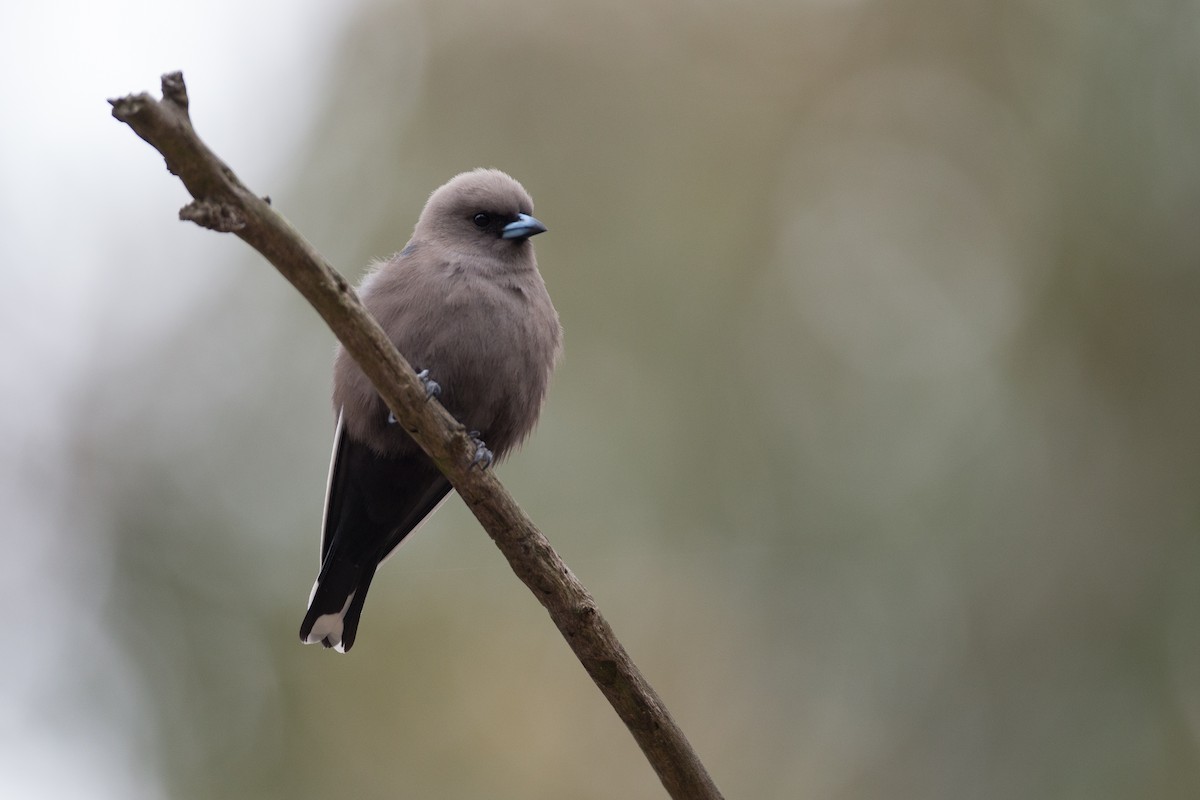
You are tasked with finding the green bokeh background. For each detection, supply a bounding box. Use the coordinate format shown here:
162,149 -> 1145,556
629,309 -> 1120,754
9,1 -> 1200,797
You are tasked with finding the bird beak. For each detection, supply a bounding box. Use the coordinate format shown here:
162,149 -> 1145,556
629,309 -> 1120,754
501,213 -> 548,240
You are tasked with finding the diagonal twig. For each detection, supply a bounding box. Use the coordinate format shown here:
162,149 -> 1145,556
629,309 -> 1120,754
110,71 -> 724,800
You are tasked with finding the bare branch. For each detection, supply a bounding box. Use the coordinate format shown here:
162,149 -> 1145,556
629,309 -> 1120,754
109,72 -> 724,800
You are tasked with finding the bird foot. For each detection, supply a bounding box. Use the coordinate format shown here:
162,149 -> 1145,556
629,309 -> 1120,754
416,369 -> 442,400
386,369 -> 441,425
467,431 -> 494,470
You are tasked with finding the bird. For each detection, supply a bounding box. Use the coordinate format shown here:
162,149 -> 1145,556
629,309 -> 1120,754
299,168 -> 562,653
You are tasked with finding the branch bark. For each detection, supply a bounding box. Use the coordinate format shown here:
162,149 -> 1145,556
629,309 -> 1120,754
110,72 -> 724,800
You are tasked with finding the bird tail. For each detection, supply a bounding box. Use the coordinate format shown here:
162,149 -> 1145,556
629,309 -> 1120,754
299,560 -> 375,654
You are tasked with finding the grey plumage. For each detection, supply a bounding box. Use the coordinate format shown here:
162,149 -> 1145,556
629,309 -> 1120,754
300,169 -> 561,653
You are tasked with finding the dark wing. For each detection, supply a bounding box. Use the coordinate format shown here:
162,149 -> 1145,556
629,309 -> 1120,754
302,408 -> 453,652
318,410 -> 349,563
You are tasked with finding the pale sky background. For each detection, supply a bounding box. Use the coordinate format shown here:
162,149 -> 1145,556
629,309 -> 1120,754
1,3 -> 356,796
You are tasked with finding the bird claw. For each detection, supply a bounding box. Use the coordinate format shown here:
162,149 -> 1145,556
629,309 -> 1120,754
388,370 -> 441,425
416,369 -> 442,400
467,431 -> 494,470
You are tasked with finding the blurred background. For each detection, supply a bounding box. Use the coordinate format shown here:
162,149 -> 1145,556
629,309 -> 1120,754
3,0 -> 1200,797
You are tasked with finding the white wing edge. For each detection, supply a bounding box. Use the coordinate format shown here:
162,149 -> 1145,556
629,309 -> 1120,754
318,409 -> 345,564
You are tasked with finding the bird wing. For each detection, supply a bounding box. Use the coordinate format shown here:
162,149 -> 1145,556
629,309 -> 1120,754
319,407 -> 454,567
318,409 -> 348,563
304,411 -> 453,651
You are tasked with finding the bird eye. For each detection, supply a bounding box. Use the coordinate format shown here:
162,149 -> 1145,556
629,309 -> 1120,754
472,213 -> 491,228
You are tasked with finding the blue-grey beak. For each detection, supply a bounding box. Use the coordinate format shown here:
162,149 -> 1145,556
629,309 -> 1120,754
501,213 -> 547,240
